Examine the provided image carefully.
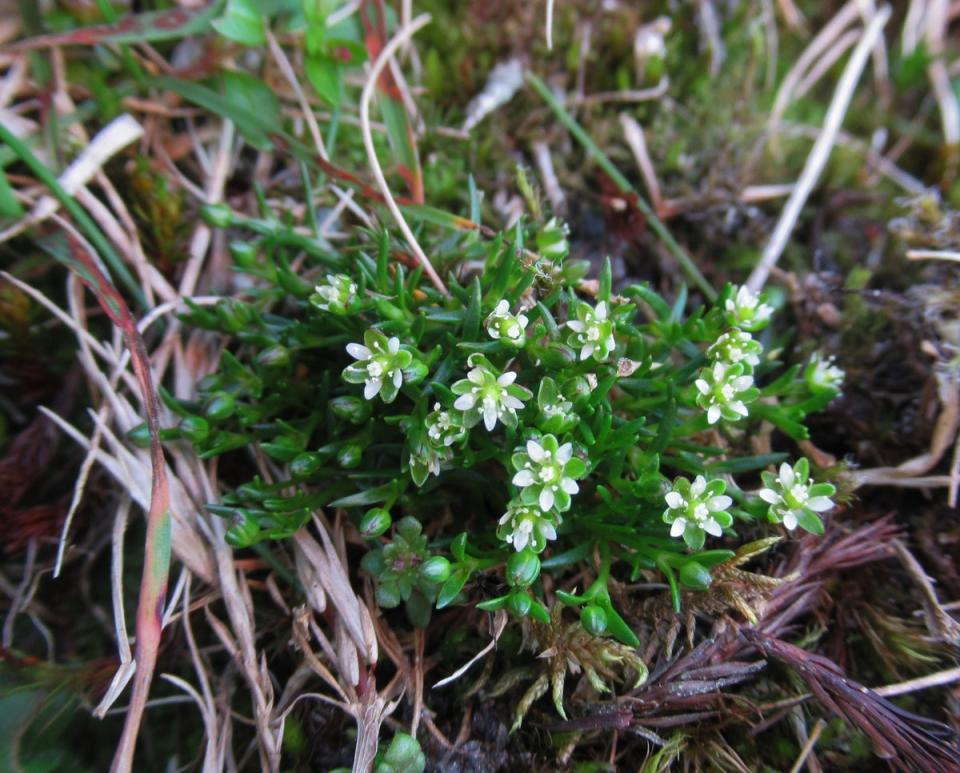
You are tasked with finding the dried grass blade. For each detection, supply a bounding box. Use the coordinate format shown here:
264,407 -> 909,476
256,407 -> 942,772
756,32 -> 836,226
360,0 -> 424,203
54,234 -> 172,773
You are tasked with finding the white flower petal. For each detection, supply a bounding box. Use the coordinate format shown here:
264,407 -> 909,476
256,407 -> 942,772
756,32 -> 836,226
665,492 -> 685,509
502,395 -> 525,410
731,400 -> 748,416
758,488 -> 779,504
556,443 -> 573,464
482,402 -> 497,431
707,405 -> 721,424
541,523 -> 557,540
581,343 -> 595,361
392,369 -> 402,388
670,518 -> 687,537
513,470 -> 535,487
526,440 -> 545,462
708,495 -> 732,511
346,343 -> 371,360
691,476 -> 707,496
454,394 -> 475,410
498,371 -> 517,386
539,487 -> 555,511
566,320 -> 585,332
703,518 -> 723,537
561,478 -> 579,494
733,376 -> 754,391
779,463 -> 794,487
363,379 -> 380,400
513,530 -> 529,551
467,368 -> 485,385
782,511 -> 798,530
387,337 -> 400,354
695,379 -> 711,395
595,302 -> 608,319
807,496 -> 834,512
495,299 -> 509,315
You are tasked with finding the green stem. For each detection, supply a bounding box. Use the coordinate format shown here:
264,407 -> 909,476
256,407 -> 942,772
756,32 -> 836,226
526,72 -> 717,302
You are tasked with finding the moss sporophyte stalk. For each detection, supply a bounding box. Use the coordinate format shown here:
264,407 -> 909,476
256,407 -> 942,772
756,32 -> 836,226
177,209 -> 841,655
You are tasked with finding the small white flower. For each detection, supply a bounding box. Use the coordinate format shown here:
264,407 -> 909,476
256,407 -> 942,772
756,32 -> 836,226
310,273 -> 357,314
724,285 -> 774,331
497,500 -> 561,553
425,402 -> 467,447
695,361 -> 757,424
342,330 -> 414,403
805,352 -> 844,395
485,300 -> 529,347
511,434 -> 587,513
663,474 -> 733,549
759,458 -> 836,534
566,300 -> 617,362
707,329 -> 762,370
451,354 -> 531,431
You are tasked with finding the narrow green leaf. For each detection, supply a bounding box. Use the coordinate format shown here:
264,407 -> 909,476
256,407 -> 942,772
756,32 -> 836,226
0,167 -> 23,218
463,277 -> 482,340
211,0 -> 266,46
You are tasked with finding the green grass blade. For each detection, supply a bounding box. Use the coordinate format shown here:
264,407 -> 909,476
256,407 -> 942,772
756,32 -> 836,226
0,121 -> 146,309
525,71 -> 716,302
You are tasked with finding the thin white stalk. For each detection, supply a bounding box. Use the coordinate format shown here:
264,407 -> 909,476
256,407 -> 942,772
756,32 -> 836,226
359,13 -> 449,297
619,114 -> 663,212
546,0 -> 556,50
769,1 -> 859,131
907,249 -> 960,261
747,6 -> 892,293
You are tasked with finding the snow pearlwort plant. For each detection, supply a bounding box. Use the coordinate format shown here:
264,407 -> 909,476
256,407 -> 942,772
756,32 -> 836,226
176,208 -> 842,647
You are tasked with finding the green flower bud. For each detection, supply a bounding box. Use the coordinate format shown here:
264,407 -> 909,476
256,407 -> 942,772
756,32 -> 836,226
337,442 -> 363,469
507,591 -> 533,617
179,415 -> 210,443
257,345 -> 290,368
289,451 -> 324,478
419,556 -> 452,584
580,604 -> 608,636
330,396 -> 372,424
205,392 -> 236,421
126,422 -> 152,449
225,513 -> 261,547
563,375 -> 592,402
506,549 -> 540,588
228,240 -> 257,267
200,203 -> 234,228
380,733 -> 425,772
215,298 -> 253,333
360,508 -> 392,539
679,561 -> 713,591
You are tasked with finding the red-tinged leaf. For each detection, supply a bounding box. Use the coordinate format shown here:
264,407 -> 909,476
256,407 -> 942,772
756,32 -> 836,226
9,4 -> 222,49
360,0 -> 424,203
50,233 -> 171,773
